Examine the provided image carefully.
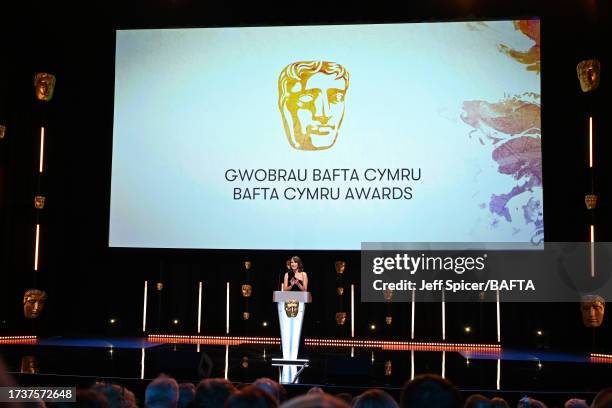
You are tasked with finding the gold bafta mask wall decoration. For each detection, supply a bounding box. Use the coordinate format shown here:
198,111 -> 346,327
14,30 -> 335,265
577,59 -> 601,93
385,360 -> 392,376
243,312 -> 250,320
34,73 -> 56,101
241,357 -> 249,369
385,316 -> 393,325
34,195 -> 46,210
383,289 -> 393,301
585,194 -> 598,210
335,312 -> 347,326
284,300 -> 299,318
581,294 -> 605,328
0,124 -> 6,139
241,284 -> 252,297
335,261 -> 346,274
244,261 -> 252,270
156,282 -> 163,291
337,287 -> 344,296
279,61 -> 350,151
20,356 -> 40,374
23,289 -> 47,319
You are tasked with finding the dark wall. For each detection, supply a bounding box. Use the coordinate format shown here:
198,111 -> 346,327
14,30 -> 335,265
1,1 -> 611,349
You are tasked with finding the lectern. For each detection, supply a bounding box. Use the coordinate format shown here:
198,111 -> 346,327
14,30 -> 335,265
273,291 -> 312,383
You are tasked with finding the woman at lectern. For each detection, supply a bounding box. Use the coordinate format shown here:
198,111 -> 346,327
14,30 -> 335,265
283,256 -> 308,291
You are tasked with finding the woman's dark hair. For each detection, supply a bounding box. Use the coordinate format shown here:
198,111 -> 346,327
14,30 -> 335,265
290,256 -> 304,272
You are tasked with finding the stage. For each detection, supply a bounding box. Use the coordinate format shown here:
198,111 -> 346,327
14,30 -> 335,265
2,336 -> 611,403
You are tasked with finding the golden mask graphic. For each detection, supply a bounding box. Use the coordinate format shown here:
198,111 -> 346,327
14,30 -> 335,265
279,61 -> 349,151
335,261 -> 346,274
20,356 -> 40,374
243,312 -> 250,320
244,261 -> 252,270
0,124 -> 6,139
241,284 -> 252,297
385,316 -> 393,325
385,360 -> 392,376
585,194 -> 597,210
335,312 -> 347,326
284,300 -> 299,318
337,287 -> 344,296
23,289 -> 47,319
577,59 -> 601,93
34,73 -> 56,101
34,195 -> 46,210
383,289 -> 393,301
581,295 -> 605,328
241,357 -> 249,369
156,282 -> 163,291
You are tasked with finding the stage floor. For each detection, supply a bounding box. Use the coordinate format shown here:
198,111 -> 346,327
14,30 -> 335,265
1,336 -> 611,395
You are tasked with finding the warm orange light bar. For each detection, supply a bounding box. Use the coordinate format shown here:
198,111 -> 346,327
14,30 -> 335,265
590,225 -> 596,278
589,116 -> 593,168
0,335 -> 37,345
34,224 -> 40,271
39,127 -> 45,173
146,335 -> 501,351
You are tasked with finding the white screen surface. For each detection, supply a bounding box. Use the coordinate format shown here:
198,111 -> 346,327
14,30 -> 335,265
110,21 -> 543,250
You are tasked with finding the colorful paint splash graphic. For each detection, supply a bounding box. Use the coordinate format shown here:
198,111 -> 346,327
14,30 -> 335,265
461,20 -> 542,244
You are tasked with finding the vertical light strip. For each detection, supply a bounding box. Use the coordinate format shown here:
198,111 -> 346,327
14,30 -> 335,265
496,358 -> 501,390
224,344 -> 229,380
140,348 -> 145,379
142,281 -> 148,333
411,290 -> 415,340
34,224 -> 40,271
351,284 -> 355,338
496,290 -> 501,343
197,282 -> 203,334
39,127 -> 45,173
589,116 -> 593,168
197,344 -> 200,353
410,349 -> 415,380
590,225 -> 596,278
226,282 -> 230,334
441,291 -> 446,341
441,350 -> 446,378
351,347 -> 354,358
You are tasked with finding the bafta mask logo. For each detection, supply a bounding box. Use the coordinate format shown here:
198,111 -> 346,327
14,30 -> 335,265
284,300 -> 299,318
581,294 -> 605,328
241,284 -> 253,298
243,312 -> 250,320
23,289 -> 47,319
20,356 -> 40,374
576,59 -> 601,93
0,124 -> 6,139
335,312 -> 347,326
337,287 -> 344,296
34,195 -> 46,210
244,261 -> 252,270
34,73 -> 56,102
278,61 -> 349,151
334,261 -> 346,274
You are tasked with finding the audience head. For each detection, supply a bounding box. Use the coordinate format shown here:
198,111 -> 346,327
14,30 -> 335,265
253,377 -> 287,403
401,374 -> 461,408
563,399 -> 588,408
225,385 -> 277,408
92,382 -> 138,408
464,394 -> 491,408
353,389 -> 399,408
490,397 -> 510,408
195,378 -> 236,408
145,374 -> 179,408
335,393 -> 353,405
592,388 -> 612,408
516,397 -> 547,408
178,383 -> 196,408
280,393 -> 350,408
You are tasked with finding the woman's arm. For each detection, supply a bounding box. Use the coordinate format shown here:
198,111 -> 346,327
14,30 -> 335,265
299,273 -> 308,291
283,273 -> 291,291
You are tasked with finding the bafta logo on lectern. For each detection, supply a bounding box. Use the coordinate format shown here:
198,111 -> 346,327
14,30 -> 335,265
278,61 -> 350,151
